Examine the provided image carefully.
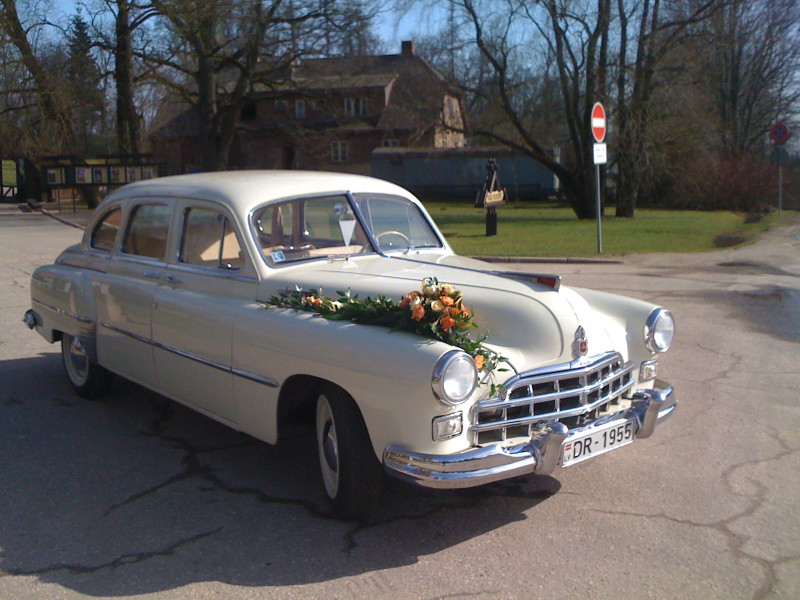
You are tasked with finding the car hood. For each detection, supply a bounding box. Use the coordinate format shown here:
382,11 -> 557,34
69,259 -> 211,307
260,253 -> 619,371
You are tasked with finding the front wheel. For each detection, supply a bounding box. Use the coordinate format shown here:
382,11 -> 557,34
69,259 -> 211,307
315,385 -> 383,520
61,333 -> 109,399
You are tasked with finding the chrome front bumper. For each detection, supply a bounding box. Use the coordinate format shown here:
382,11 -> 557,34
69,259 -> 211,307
383,380 -> 676,489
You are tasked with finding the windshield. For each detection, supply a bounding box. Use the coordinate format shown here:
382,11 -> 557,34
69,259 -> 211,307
253,193 -> 442,267
351,194 -> 443,252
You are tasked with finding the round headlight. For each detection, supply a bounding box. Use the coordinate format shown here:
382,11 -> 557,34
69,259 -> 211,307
432,350 -> 478,405
645,308 -> 675,353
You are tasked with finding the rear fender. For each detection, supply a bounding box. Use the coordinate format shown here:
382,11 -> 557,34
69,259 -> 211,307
31,265 -> 99,362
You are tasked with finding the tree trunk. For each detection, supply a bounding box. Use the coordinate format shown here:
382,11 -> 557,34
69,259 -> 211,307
115,0 -> 140,155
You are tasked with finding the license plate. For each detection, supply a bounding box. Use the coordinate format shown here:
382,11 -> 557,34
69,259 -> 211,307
561,419 -> 635,467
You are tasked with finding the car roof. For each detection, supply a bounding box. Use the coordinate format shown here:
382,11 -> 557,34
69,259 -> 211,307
99,170 -> 416,216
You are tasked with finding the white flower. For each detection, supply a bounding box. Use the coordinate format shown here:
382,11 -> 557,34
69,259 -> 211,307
440,283 -> 457,295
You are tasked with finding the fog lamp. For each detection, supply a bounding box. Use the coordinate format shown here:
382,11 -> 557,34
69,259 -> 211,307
433,412 -> 463,441
640,359 -> 658,381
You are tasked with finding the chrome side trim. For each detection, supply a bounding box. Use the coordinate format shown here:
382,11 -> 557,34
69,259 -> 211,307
167,263 -> 259,283
99,322 -> 279,388
33,299 -> 94,325
384,381 -> 675,489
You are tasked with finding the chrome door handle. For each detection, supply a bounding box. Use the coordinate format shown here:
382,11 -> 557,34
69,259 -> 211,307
143,271 -> 161,280
166,275 -> 182,284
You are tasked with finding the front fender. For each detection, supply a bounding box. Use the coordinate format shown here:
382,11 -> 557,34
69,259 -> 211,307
233,305 -> 473,459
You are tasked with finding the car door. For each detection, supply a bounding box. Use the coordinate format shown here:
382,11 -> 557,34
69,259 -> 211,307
95,201 -> 171,386
151,201 -> 258,423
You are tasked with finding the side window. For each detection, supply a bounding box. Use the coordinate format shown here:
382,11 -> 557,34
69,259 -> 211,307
121,203 -> 171,259
90,207 -> 122,252
180,207 -> 244,270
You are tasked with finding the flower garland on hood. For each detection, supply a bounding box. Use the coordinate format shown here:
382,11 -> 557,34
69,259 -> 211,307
267,277 -> 511,379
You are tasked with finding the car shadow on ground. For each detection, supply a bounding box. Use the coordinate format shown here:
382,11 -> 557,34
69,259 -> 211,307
0,353 -> 559,597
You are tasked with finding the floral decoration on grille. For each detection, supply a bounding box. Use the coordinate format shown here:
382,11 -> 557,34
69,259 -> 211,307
267,277 -> 511,378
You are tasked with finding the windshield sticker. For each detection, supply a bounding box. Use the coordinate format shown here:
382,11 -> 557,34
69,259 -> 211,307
271,250 -> 286,263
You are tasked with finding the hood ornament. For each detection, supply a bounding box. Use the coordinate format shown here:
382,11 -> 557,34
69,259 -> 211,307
572,326 -> 588,358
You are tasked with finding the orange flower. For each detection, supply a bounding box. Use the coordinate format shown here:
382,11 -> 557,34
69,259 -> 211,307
440,315 -> 456,331
399,299 -> 409,309
440,295 -> 455,307
474,355 -> 485,370
311,297 -> 324,306
411,305 -> 426,321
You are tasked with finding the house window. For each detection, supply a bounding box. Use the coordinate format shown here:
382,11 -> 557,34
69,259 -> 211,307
274,100 -> 287,113
331,141 -> 349,163
381,138 -> 400,148
295,99 -> 306,120
344,98 -> 368,117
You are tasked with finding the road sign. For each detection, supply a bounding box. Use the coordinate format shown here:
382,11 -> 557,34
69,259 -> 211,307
770,123 -> 790,145
591,102 -> 606,143
593,143 -> 607,165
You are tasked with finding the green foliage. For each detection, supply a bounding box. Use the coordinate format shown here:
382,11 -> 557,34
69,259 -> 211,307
425,201 -> 787,257
266,278 -> 513,381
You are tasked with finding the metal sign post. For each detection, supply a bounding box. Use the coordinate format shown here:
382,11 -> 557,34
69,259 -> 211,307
591,103 -> 607,254
770,124 -> 791,215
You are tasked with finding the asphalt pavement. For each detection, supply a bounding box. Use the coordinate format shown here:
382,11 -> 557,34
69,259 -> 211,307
1,202 -> 799,600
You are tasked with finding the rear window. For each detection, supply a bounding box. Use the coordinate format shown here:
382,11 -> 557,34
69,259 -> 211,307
121,203 -> 171,259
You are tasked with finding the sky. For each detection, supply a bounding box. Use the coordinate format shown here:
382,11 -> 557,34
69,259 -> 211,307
48,0 -> 443,53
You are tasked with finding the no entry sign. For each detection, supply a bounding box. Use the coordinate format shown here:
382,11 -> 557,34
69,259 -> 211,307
591,102 -> 606,143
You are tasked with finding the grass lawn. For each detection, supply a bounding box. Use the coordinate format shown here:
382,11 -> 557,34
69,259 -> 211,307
422,200 -> 786,257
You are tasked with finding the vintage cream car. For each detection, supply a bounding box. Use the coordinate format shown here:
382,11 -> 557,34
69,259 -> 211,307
25,171 -> 676,518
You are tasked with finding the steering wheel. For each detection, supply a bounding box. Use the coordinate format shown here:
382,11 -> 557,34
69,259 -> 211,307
374,230 -> 410,249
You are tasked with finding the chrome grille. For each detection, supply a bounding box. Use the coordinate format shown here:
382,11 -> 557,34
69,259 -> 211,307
472,352 -> 635,445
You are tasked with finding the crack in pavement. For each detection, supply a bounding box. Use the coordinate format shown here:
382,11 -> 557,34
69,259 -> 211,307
591,437 -> 800,600
4,528 -> 221,577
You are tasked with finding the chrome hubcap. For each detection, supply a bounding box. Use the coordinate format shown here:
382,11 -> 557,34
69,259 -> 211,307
316,394 -> 340,499
66,335 -> 88,383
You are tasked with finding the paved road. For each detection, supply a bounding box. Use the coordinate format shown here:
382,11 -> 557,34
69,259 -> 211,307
1,203 -> 799,599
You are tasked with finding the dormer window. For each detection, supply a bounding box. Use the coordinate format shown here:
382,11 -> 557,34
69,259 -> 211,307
344,98 -> 368,117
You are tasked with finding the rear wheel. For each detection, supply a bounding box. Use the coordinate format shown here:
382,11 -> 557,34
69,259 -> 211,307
315,385 -> 383,520
61,333 -> 109,399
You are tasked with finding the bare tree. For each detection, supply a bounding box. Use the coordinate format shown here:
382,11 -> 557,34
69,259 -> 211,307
613,0 -> 719,217
0,0 -> 77,151
704,0 -> 800,154
144,0 -> 380,171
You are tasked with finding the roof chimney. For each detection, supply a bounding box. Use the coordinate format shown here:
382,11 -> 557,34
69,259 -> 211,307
401,40 -> 416,57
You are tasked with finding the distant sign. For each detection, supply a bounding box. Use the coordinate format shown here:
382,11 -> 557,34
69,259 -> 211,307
593,143 -> 607,165
770,123 -> 790,145
591,102 -> 606,143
